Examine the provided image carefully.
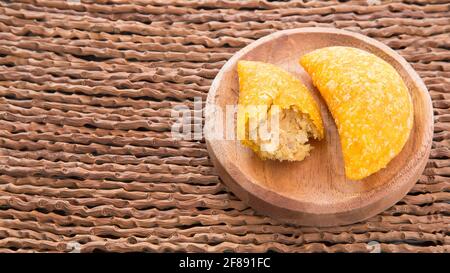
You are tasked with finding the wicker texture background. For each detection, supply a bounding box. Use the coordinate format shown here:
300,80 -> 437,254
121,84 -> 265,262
0,0 -> 448,252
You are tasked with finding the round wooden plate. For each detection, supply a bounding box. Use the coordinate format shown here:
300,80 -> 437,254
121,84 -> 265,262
204,28 -> 433,227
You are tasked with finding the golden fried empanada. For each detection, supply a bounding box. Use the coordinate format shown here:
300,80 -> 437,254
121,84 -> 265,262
300,46 -> 413,180
237,60 -> 324,161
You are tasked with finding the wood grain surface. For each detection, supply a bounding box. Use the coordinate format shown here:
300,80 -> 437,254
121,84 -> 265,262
0,0 -> 448,252
206,28 -> 434,227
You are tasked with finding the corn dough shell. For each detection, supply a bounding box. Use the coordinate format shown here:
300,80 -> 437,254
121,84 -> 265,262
237,60 -> 324,159
300,46 -> 413,180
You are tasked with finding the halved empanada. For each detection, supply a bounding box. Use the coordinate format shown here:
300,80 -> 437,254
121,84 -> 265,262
237,60 -> 324,161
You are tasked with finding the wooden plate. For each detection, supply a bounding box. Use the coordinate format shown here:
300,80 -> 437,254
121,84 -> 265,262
204,28 -> 433,227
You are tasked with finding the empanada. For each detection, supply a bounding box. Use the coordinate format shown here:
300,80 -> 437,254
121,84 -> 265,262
237,60 -> 324,161
300,46 -> 413,180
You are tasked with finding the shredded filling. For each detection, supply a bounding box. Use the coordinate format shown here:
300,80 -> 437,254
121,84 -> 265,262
249,107 -> 320,161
